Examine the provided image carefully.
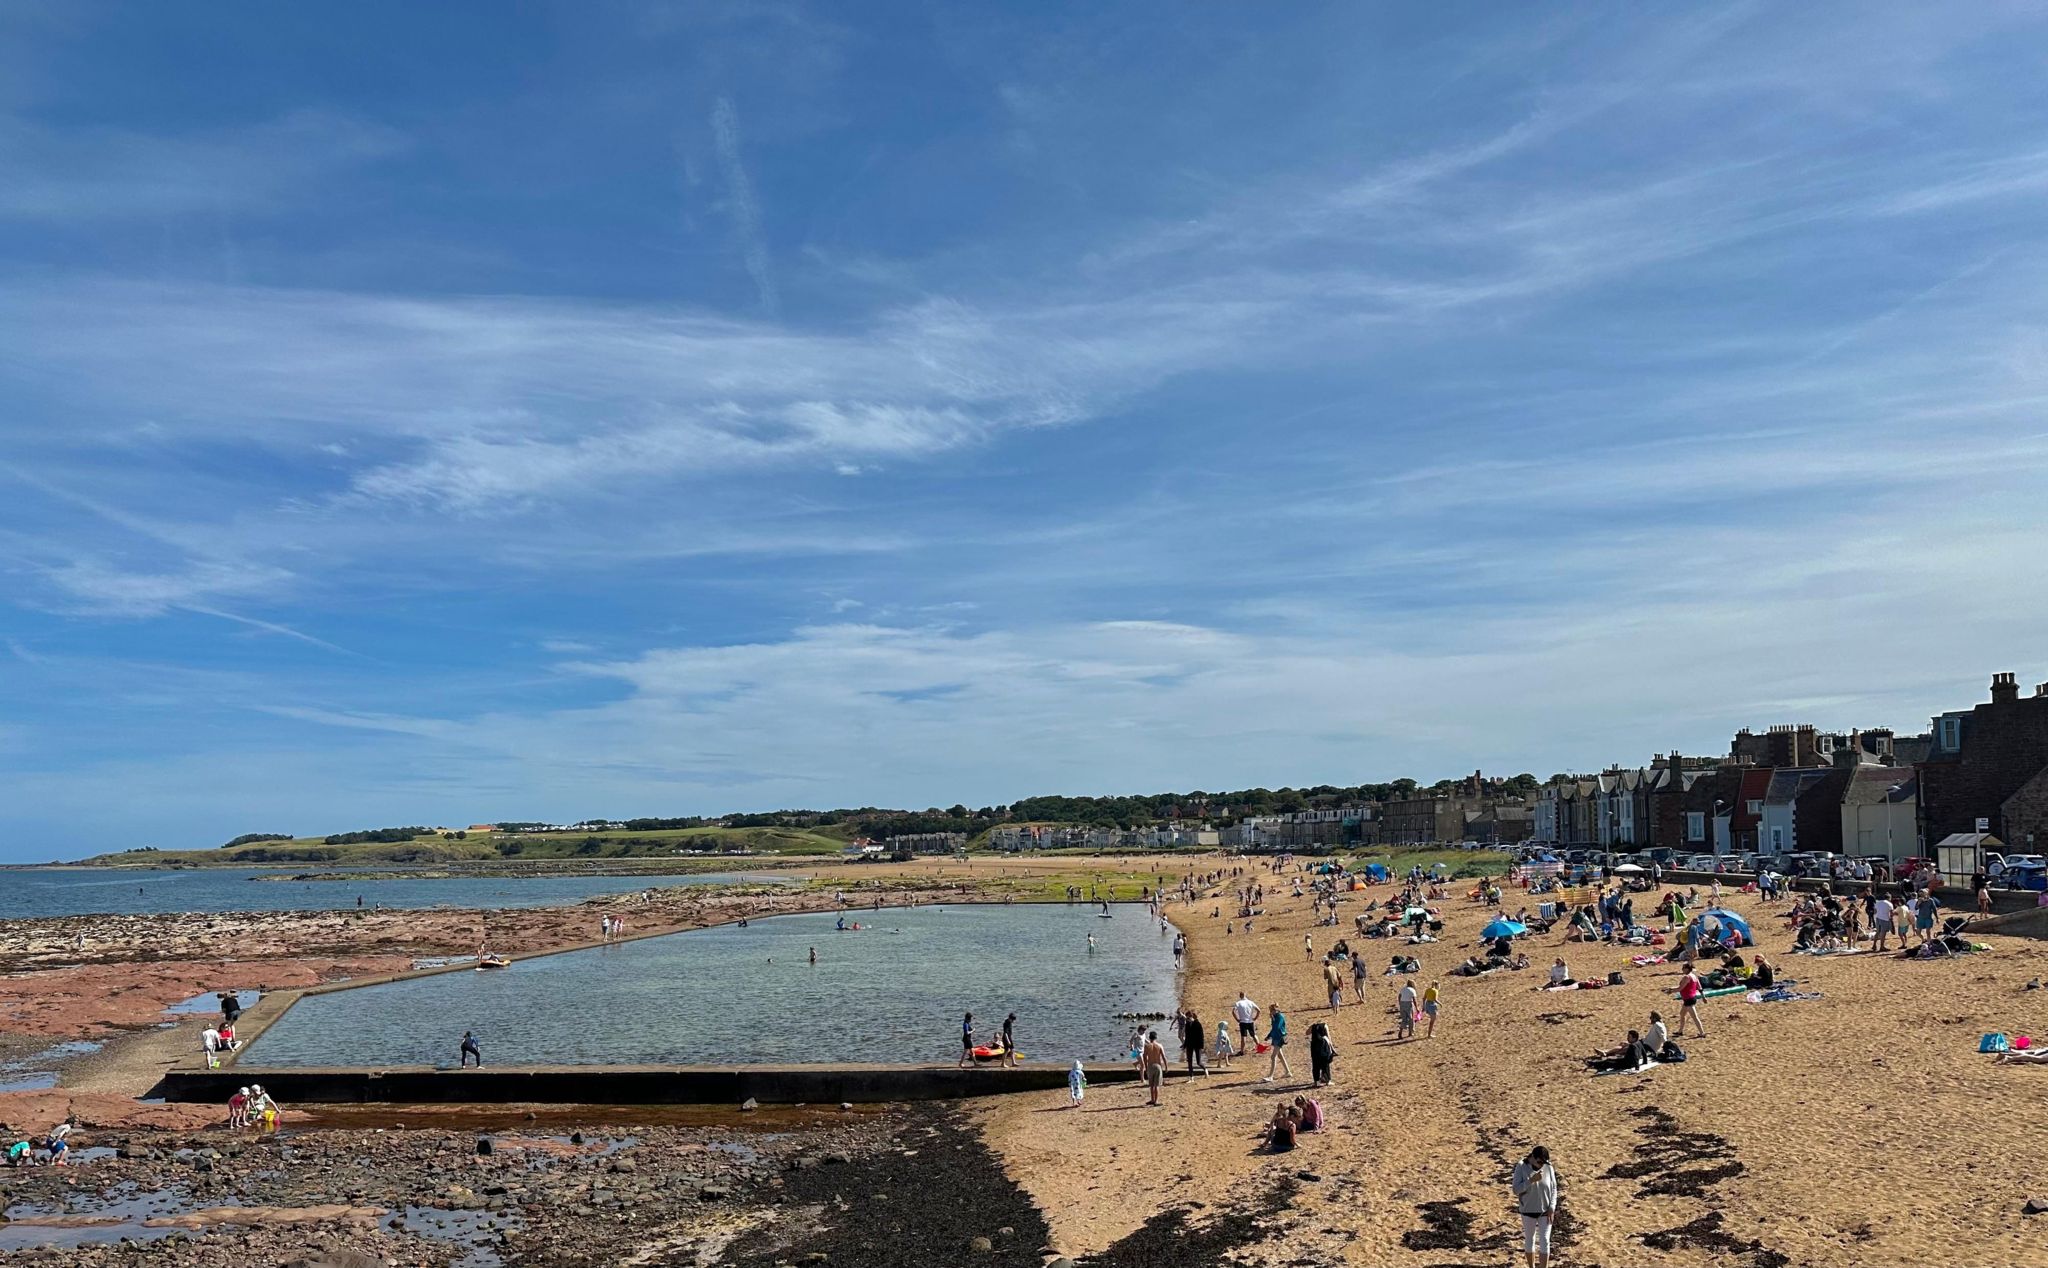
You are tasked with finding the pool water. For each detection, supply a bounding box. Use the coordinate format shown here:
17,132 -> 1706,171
245,904 -> 1179,1067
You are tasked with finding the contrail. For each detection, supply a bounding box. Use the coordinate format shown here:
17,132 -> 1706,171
711,96 -> 778,315
183,604 -> 364,658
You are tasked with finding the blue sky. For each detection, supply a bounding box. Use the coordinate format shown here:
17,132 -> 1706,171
6,3 -> 2048,858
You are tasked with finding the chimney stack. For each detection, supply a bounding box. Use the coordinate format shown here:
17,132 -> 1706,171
1992,672 -> 2020,705
2036,682 -> 2048,698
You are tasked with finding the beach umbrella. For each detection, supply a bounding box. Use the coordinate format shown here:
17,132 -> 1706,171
1614,863 -> 1645,873
1481,918 -> 1527,940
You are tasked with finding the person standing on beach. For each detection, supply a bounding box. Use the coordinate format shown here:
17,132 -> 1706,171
1914,890 -> 1940,945
1211,1019 -> 1235,1067
1871,893 -> 1894,951
1181,1009 -> 1205,1074
1233,992 -> 1260,1052
1511,1145 -> 1559,1268
1303,933 -> 1314,961
1422,982 -> 1441,1038
1140,1030 -> 1167,1105
1352,952 -> 1368,1004
958,1013 -> 976,1067
1676,967 -> 1707,1037
1262,1006 -> 1292,1082
1395,981 -> 1417,1040
1308,1019 -> 1335,1086
460,1031 -> 482,1068
1002,1013 -> 1018,1067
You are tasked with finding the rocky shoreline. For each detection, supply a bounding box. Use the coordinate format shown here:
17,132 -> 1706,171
0,1104 -> 1118,1268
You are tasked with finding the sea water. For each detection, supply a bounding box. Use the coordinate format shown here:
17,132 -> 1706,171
0,867 -> 782,919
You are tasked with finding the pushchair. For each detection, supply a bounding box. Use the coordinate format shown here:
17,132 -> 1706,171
1921,915 -> 1974,957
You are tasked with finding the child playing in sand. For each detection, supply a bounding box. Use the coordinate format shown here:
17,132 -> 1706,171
1262,1103 -> 1300,1151
1066,1060 -> 1087,1107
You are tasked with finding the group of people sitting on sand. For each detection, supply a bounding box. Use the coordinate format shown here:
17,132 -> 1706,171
1261,1093 -> 1326,1151
1586,1010 -> 1688,1073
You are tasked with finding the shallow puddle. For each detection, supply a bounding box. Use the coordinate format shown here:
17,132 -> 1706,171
400,1203 -> 522,1268
0,1039 -> 103,1092
0,1191 -> 202,1251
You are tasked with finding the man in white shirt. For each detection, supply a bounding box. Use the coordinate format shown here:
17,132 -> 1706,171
1644,1011 -> 1669,1054
1231,993 -> 1260,1051
1871,895 -> 1894,951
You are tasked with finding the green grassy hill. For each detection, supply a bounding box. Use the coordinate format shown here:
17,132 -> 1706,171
75,823 -> 853,868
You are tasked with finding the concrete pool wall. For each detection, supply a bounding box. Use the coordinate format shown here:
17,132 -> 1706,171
156,1061 -> 1170,1104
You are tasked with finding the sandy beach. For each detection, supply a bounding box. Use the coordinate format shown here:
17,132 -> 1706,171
978,860 -> 2048,1267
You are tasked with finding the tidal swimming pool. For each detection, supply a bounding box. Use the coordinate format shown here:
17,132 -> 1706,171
244,904 -> 1180,1068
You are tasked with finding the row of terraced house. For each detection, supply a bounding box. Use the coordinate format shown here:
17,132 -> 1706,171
1529,671 -> 2048,862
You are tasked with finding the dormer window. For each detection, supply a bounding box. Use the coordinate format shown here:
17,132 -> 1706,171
1938,716 -> 1962,751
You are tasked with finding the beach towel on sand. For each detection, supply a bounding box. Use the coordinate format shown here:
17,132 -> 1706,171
1593,1059 -> 1661,1078
1746,988 -> 1823,1004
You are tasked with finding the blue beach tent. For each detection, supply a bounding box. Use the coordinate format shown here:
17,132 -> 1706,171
1697,908 -> 1755,945
1364,863 -> 1390,882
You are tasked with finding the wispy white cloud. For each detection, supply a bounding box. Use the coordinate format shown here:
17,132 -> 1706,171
0,109 -> 404,220
710,96 -> 778,314
31,558 -> 290,618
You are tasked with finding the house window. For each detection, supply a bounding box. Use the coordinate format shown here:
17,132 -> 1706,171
1747,800 -> 1762,816
1770,827 -> 1785,850
1939,716 -> 1962,751
1686,812 -> 1705,842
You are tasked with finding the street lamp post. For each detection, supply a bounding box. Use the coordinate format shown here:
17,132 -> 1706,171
1886,784 -> 1903,867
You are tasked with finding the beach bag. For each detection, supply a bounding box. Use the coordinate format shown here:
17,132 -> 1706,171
1978,1033 -> 2010,1053
1660,1042 -> 1687,1063
2018,1035 -> 2033,1050
1607,970 -> 1625,985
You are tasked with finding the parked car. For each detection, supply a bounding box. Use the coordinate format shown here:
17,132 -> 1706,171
1678,854 -> 1718,872
2008,862 -> 2048,892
